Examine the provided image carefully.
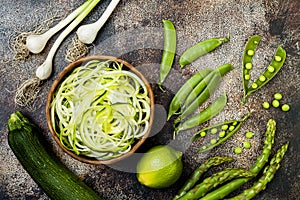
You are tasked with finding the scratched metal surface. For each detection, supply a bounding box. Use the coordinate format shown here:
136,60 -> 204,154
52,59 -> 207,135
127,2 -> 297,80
0,0 -> 299,199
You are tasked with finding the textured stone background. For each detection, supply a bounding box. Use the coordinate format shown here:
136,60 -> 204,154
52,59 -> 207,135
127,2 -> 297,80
0,0 -> 299,199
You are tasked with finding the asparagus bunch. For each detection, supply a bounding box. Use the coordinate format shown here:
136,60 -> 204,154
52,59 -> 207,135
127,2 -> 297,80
227,142 -> 289,200
178,168 -> 255,200
174,156 -> 233,200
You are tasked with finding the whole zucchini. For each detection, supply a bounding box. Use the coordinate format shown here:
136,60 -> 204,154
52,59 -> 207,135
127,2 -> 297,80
7,111 -> 101,200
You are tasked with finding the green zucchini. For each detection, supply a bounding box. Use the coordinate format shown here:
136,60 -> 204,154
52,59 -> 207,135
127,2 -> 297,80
7,111 -> 101,200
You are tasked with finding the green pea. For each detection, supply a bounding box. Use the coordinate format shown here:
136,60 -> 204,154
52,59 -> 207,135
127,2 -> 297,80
247,49 -> 254,56
232,121 -> 238,126
259,75 -> 266,82
262,101 -> 270,109
274,93 -> 283,100
281,104 -> 290,112
221,124 -> 229,130
202,146 -> 207,150
267,65 -> 275,73
244,74 -> 251,80
200,131 -> 206,137
211,128 -> 218,134
275,56 -> 282,62
245,63 -> 253,70
251,83 -> 258,89
229,125 -> 235,131
219,131 -> 226,138
234,147 -> 242,154
272,99 -> 280,108
243,141 -> 251,149
210,138 -> 217,144
246,131 -> 254,139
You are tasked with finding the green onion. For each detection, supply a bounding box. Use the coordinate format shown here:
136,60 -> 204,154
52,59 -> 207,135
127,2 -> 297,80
50,60 -> 151,160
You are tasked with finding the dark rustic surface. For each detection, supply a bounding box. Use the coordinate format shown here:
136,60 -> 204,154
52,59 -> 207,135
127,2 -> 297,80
0,0 -> 299,199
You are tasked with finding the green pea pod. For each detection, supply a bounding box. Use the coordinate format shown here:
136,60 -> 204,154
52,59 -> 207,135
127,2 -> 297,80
167,68 -> 214,120
158,19 -> 176,90
175,93 -> 227,133
192,113 -> 250,153
179,34 -> 230,68
242,45 -> 286,103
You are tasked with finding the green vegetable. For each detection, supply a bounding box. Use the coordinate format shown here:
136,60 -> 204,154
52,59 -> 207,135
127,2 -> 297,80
274,93 -> 283,100
177,169 -> 255,200
174,64 -> 233,124
201,119 -> 276,200
158,19 -> 177,90
50,60 -> 151,160
175,93 -> 227,134
272,99 -> 280,108
76,0 -> 120,44
174,156 -> 233,200
228,142 -> 289,200
241,35 -> 286,103
243,141 -> 251,149
234,147 -> 242,154
281,104 -> 290,112
179,34 -> 230,68
7,111 -> 101,200
245,131 -> 254,139
262,101 -> 270,109
167,68 -> 213,120
192,113 -> 250,153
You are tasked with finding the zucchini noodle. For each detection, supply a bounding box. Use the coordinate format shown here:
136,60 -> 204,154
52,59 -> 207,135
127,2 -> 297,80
50,59 -> 151,160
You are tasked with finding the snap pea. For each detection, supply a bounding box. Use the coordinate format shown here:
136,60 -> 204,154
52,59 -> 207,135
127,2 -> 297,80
158,20 -> 177,90
200,119 -> 276,200
242,35 -> 286,103
227,142 -> 289,200
167,68 -> 214,120
192,113 -> 250,153
175,93 -> 227,134
174,156 -> 233,200
174,64 -> 233,125
179,34 -> 230,68
242,35 -> 261,95
178,169 -> 255,200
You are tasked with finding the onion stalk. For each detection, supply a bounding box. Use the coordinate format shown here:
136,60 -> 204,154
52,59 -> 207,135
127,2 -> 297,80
50,60 -> 151,160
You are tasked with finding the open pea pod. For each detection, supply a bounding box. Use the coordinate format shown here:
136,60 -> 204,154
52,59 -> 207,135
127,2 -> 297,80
192,113 -> 250,153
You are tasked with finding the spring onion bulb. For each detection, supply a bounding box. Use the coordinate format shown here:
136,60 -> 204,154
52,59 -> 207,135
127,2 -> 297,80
35,0 -> 101,80
50,60 -> 151,160
76,0 -> 120,44
26,0 -> 94,54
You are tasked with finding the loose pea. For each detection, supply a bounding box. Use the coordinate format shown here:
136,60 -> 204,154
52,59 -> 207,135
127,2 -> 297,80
234,147 -> 242,154
275,56 -> 282,62
259,75 -> 266,82
267,65 -> 275,73
211,128 -> 218,134
262,101 -> 270,109
245,63 -> 253,70
281,104 -> 290,112
221,124 -> 229,130
246,131 -> 254,139
274,93 -> 283,100
243,141 -> 251,149
247,49 -> 254,56
229,126 -> 235,131
244,74 -> 251,80
251,83 -> 258,89
272,99 -> 280,108
202,146 -> 207,150
200,131 -> 206,137
210,138 -> 217,144
219,131 -> 226,138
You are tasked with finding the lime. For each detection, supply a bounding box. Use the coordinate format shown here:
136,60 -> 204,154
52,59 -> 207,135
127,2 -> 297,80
136,145 -> 183,189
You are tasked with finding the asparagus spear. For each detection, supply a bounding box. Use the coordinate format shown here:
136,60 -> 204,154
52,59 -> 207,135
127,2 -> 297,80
178,168 -> 255,200
200,119 -> 276,200
174,156 -> 233,200
227,142 -> 289,200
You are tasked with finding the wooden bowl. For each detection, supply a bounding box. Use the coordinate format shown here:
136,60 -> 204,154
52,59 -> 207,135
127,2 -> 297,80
46,55 -> 154,165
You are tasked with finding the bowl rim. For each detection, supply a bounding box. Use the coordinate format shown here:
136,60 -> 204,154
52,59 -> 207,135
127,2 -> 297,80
46,55 -> 154,165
